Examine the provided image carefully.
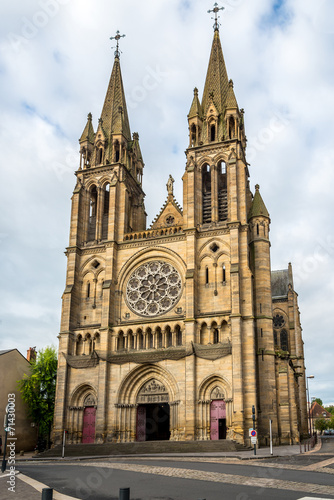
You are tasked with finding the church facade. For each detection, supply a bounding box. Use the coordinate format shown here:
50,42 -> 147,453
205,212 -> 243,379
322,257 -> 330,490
53,17 -> 308,447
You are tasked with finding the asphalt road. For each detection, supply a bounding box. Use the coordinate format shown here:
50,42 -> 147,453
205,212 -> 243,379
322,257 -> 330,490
15,458 -> 334,500
3,437 -> 333,500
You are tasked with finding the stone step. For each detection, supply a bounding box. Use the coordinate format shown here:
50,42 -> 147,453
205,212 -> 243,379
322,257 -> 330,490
40,440 -> 247,458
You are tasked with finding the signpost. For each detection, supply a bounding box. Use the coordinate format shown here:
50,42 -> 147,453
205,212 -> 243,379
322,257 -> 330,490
1,405 -> 9,473
252,405 -> 256,456
269,419 -> 273,455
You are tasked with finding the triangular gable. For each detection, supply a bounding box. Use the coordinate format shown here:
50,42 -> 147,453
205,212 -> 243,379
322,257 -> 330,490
150,197 -> 183,230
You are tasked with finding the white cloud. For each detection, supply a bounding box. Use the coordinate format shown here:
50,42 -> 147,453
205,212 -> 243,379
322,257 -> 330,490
0,0 -> 333,404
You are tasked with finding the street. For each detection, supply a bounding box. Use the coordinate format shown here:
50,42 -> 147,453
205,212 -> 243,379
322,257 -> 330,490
1,438 -> 334,500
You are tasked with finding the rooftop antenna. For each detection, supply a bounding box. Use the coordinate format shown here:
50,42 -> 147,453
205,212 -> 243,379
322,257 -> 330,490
110,30 -> 126,58
208,2 -> 225,31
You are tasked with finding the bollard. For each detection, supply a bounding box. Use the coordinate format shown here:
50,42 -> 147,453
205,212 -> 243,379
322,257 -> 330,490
119,487 -> 130,500
41,488 -> 53,500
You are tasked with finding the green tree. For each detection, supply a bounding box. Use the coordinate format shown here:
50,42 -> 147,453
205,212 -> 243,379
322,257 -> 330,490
314,398 -> 323,406
329,416 -> 334,430
325,405 -> 334,415
314,418 -> 328,434
18,346 -> 57,449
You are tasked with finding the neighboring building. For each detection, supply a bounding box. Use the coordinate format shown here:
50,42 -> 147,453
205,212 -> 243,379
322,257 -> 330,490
310,401 -> 332,422
53,11 -> 308,448
0,349 -> 36,451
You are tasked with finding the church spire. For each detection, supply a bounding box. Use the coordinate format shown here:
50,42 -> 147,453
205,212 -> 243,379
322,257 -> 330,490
99,32 -> 131,144
201,28 -> 229,118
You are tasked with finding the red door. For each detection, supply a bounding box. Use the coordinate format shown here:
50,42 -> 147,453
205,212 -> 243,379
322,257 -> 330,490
137,405 -> 146,442
210,400 -> 226,440
82,407 -> 96,444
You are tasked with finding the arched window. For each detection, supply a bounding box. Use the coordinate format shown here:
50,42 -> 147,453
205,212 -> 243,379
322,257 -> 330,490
128,331 -> 134,350
210,124 -> 216,142
202,163 -> 212,223
156,328 -> 162,348
222,265 -> 226,284
280,330 -> 289,351
217,161 -> 227,222
166,326 -> 172,347
137,330 -> 143,350
175,325 -> 182,346
88,186 -> 98,241
76,335 -> 84,356
213,328 -> 219,344
114,141 -> 120,162
147,329 -> 153,349
205,267 -> 209,285
118,332 -> 125,351
97,148 -> 103,164
229,117 -> 235,139
257,224 -> 259,236
87,282 -> 90,298
191,124 -> 196,146
200,323 -> 208,345
102,183 -> 110,240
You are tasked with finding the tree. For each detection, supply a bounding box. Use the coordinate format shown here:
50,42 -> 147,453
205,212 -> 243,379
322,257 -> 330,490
18,346 -> 57,449
314,398 -> 323,406
314,418 -> 328,434
325,405 -> 334,415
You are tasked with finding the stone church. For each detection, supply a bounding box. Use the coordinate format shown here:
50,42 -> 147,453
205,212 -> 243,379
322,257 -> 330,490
53,11 -> 308,448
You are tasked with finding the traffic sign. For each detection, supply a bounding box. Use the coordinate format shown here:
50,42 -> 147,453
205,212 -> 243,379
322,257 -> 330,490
251,430 -> 257,437
251,436 -> 257,444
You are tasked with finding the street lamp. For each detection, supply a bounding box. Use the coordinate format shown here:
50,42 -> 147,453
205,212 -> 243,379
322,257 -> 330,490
306,375 -> 315,436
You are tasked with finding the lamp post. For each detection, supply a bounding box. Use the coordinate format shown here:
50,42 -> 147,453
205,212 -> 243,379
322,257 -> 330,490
306,375 -> 314,436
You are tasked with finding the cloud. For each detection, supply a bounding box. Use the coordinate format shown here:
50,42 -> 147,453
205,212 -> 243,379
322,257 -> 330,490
0,0 -> 333,404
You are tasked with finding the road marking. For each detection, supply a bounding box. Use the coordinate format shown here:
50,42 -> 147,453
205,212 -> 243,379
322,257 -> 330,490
302,457 -> 334,470
18,473 -> 78,500
75,462 -> 334,496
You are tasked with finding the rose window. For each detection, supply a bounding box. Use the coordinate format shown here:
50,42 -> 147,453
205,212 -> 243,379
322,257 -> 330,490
126,261 -> 182,317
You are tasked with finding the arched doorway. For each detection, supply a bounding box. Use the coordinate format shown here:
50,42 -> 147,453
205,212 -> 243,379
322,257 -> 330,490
82,394 -> 97,444
210,400 -> 226,440
136,379 -> 170,442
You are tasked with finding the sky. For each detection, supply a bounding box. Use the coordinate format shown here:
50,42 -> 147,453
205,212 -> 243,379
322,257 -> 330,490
0,0 -> 333,405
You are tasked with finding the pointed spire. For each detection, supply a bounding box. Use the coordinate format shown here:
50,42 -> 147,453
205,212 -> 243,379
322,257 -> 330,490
201,30 -> 229,117
99,51 -> 131,142
79,112 -> 95,144
226,79 -> 238,109
188,88 -> 202,119
248,185 -> 270,219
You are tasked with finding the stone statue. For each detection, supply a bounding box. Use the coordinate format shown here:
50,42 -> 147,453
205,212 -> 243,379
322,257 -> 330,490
167,174 -> 175,196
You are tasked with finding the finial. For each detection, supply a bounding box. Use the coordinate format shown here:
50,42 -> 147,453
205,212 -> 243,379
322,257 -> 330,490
208,3 -> 225,32
87,112 -> 92,121
110,30 -> 126,58
229,79 -> 234,88
194,87 -> 198,96
255,184 -> 260,191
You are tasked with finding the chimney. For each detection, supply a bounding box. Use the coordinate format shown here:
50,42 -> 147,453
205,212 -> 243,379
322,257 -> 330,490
27,347 -> 37,362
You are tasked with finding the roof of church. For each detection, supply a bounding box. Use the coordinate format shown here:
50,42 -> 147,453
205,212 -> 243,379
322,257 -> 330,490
248,185 -> 270,219
271,269 -> 290,298
201,30 -> 229,117
100,54 -> 131,141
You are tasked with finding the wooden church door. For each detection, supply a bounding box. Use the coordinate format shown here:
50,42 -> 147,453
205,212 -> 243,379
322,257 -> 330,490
210,400 -> 226,440
137,405 -> 146,442
82,407 -> 96,444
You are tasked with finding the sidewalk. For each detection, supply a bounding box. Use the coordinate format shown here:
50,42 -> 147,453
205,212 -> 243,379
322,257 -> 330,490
14,443 -> 309,463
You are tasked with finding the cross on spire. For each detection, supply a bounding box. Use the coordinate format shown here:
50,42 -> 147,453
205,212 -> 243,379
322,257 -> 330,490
208,3 -> 225,32
110,30 -> 126,58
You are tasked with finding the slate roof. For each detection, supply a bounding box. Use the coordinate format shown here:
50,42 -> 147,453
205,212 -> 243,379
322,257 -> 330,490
271,269 -> 289,298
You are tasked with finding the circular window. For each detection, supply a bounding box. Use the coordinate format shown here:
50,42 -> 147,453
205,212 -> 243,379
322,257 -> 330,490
126,261 -> 182,317
273,314 -> 285,328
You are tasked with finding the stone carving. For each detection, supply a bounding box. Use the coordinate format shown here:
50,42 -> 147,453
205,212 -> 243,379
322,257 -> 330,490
137,378 -> 169,404
84,394 -> 96,407
211,386 -> 225,400
166,175 -> 175,195
126,261 -> 182,317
